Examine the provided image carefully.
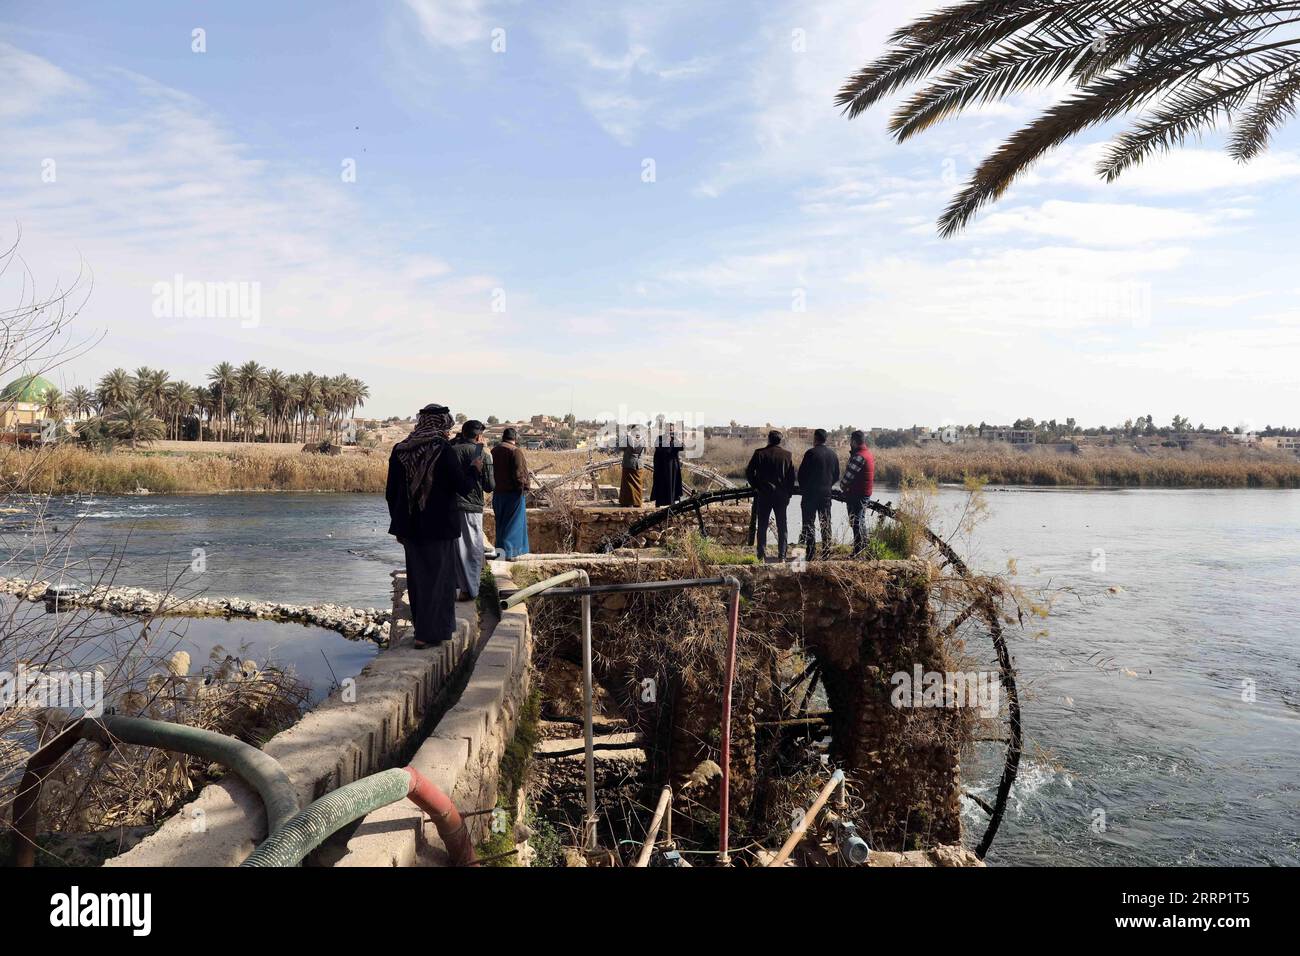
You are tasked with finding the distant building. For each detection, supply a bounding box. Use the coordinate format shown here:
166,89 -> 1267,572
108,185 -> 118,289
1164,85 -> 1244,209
1261,436 -> 1300,453
978,426 -> 1036,446
0,374 -> 55,431
918,426 -> 972,446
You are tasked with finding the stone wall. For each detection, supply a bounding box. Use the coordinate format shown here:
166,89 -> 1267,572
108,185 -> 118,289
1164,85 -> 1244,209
335,560 -> 533,866
482,502 -> 751,553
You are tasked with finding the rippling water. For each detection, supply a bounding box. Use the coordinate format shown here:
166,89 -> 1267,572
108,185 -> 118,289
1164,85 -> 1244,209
1,488 -> 1296,865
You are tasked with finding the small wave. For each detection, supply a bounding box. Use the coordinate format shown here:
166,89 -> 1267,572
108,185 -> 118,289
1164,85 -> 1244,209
962,759 -> 1073,824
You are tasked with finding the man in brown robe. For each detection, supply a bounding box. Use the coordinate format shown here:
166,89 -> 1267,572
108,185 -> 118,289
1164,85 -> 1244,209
619,425 -> 645,507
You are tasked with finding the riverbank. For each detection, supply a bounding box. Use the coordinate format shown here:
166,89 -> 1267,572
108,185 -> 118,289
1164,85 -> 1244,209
0,577 -> 391,641
3,442 -> 1299,494
0,445 -> 387,494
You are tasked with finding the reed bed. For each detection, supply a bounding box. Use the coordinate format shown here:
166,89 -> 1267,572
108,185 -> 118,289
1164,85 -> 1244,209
3,439 -> 1298,495
696,437 -> 1300,489
0,446 -> 389,495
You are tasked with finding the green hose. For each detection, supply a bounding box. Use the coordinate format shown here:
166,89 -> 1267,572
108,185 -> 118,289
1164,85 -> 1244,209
241,767 -> 412,867
83,715 -> 299,834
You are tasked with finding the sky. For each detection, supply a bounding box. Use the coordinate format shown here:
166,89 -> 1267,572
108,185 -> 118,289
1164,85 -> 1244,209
2,0 -> 1299,431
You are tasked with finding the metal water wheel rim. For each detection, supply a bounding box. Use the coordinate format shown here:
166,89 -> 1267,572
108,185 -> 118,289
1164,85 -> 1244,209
599,486 -> 1022,859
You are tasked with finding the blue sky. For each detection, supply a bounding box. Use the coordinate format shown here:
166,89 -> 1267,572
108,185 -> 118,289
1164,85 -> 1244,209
2,0 -> 1299,430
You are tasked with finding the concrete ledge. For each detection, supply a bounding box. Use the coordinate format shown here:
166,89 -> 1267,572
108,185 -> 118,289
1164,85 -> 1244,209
336,561 -> 532,867
106,576 -> 481,867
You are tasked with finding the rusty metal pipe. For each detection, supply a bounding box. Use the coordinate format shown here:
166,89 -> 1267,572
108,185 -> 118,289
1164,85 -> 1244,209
9,718 -> 86,867
717,577 -> 741,865
577,569 -> 597,850
499,570 -> 743,861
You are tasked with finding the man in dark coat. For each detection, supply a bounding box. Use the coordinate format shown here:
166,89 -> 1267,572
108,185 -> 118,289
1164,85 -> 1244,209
386,404 -> 481,647
651,422 -> 685,507
797,428 -> 840,560
745,430 -> 796,562
450,419 -> 494,600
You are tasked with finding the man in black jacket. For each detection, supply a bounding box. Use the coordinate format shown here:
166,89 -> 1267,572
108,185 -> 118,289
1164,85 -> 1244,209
449,420 -> 495,601
797,428 -> 840,560
745,430 -> 796,562
386,404 -> 481,648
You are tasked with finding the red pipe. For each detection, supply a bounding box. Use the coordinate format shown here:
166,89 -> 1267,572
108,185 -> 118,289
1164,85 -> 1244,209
718,580 -> 741,864
404,767 -> 478,866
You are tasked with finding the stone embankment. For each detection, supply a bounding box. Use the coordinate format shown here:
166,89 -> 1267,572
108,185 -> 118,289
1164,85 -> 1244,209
0,577 -> 391,642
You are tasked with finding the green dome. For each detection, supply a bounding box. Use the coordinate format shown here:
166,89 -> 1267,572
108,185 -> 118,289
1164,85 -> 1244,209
0,374 -> 55,403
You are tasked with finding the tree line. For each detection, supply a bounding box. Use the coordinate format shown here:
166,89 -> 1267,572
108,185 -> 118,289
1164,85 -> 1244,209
43,362 -> 369,447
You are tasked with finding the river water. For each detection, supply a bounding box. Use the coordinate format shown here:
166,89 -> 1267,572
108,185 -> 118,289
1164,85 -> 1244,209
1,488 -> 1296,866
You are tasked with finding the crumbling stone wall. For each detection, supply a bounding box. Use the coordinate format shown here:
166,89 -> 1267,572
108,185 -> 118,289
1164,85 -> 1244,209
483,503 -> 751,553
517,556 -> 967,852
744,564 -> 965,848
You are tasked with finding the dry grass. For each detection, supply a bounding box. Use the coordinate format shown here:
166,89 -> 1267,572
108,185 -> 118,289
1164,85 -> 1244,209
0,445 -> 388,494
5,649 -> 307,847
698,436 -> 1300,488
8,436 -> 1294,496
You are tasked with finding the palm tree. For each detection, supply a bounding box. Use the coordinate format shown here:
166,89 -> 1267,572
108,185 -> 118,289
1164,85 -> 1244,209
67,385 -> 95,420
97,368 -> 133,411
136,367 -> 170,416
235,360 -> 265,441
163,381 -> 195,440
838,2 -> 1300,235
295,372 -> 320,442
41,386 -> 66,421
109,400 -> 165,449
196,386 -> 218,441
264,368 -> 289,442
207,362 -> 236,442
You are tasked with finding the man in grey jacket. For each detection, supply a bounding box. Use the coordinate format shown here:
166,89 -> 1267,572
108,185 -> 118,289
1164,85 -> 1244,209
449,419 -> 495,600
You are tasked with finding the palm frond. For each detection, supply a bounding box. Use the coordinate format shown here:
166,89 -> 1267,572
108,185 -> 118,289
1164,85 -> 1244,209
843,0 -> 1300,234
1228,65 -> 1300,158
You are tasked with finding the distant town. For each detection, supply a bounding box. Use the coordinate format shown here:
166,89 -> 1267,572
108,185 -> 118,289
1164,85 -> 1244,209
1,368 -> 1296,459
357,413 -> 1300,456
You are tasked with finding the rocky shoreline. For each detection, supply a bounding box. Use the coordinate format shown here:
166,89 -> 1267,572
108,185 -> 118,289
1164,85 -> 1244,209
0,577 -> 392,642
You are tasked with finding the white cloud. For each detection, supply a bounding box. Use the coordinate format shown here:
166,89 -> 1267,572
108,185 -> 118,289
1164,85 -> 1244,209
400,0 -> 494,50
1034,143 -> 1300,195
972,200 -> 1222,247
0,42 -> 87,118
0,48 -> 507,407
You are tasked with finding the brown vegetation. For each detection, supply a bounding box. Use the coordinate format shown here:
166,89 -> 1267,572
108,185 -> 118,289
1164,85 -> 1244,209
5,435 -> 1298,496
697,436 -> 1300,489
0,445 -> 388,495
